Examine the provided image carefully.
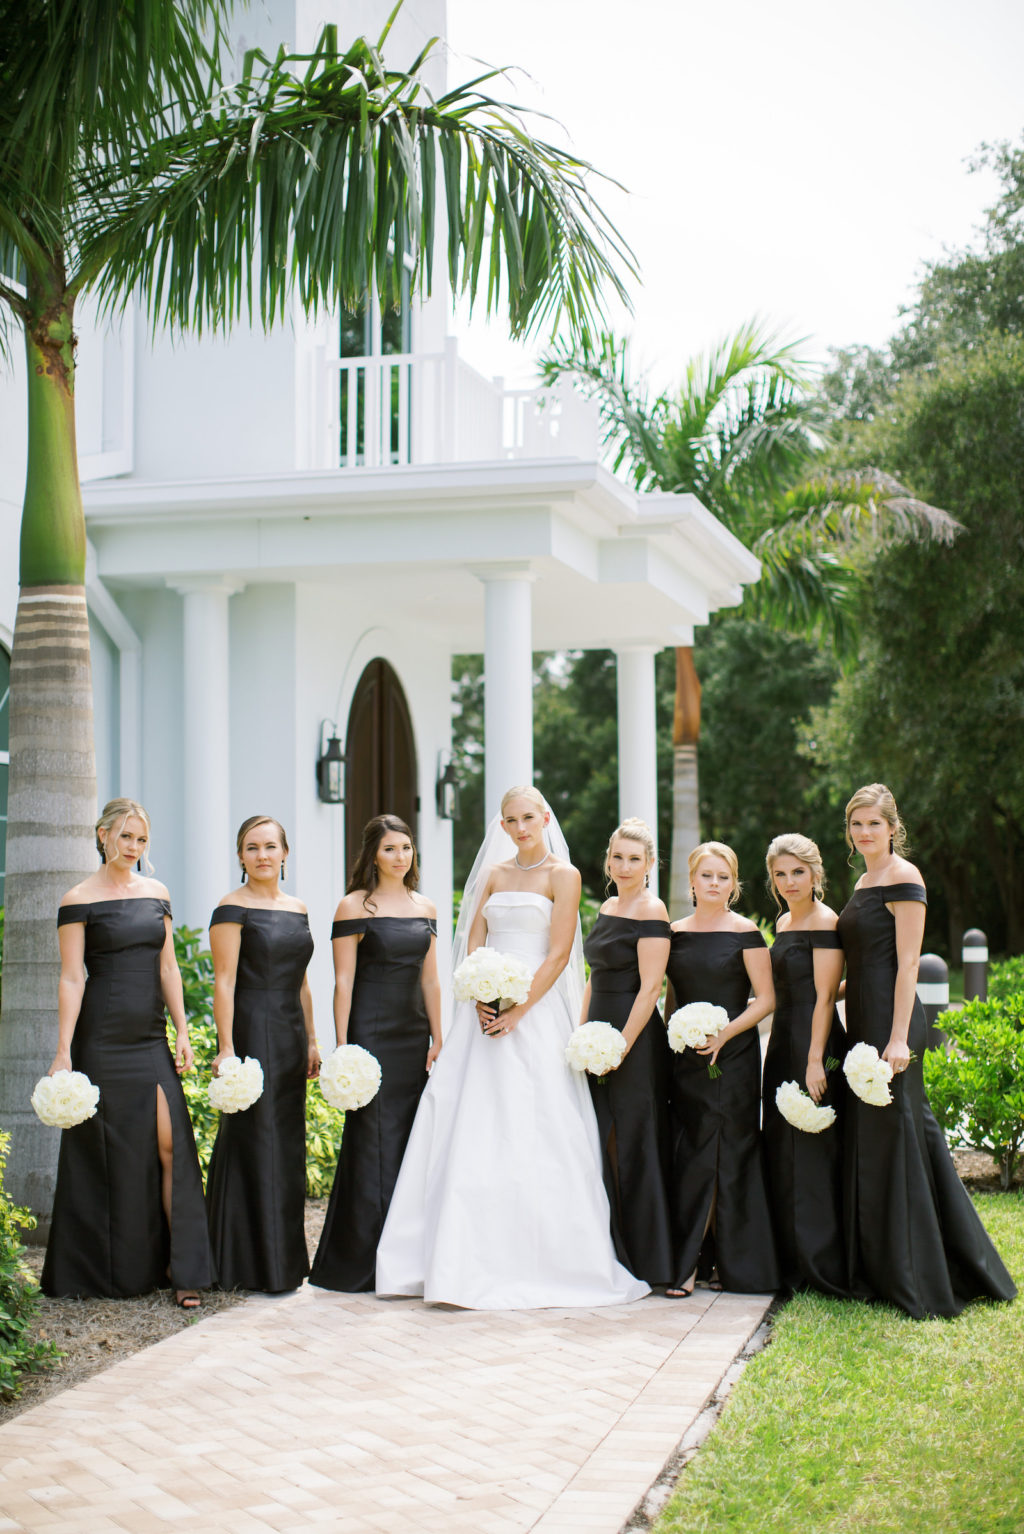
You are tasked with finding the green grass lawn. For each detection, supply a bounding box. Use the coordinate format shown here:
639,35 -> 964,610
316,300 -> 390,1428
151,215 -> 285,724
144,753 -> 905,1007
656,1194 -> 1022,1534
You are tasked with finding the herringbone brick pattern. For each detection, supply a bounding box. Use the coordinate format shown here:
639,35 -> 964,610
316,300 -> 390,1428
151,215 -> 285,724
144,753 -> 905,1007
0,1286 -> 770,1533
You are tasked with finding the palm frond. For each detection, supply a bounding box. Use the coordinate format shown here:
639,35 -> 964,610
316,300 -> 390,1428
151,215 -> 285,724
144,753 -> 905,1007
777,470 -> 961,547
76,25 -> 635,342
539,331 -> 671,487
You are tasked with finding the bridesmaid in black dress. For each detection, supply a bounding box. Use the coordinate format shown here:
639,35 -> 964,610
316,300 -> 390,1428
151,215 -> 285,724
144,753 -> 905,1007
761,832 -> 848,1296
310,814 -> 441,1292
580,818 -> 672,1284
840,784 -> 1015,1318
665,841 -> 779,1297
206,816 -> 319,1292
42,799 -> 213,1306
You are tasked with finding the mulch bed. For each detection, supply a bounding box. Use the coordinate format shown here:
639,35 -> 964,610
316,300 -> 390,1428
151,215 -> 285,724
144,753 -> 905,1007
3,1164 -> 1019,1427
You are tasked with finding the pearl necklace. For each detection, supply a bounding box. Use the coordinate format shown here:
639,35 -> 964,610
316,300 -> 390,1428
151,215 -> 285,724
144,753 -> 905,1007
515,849 -> 550,871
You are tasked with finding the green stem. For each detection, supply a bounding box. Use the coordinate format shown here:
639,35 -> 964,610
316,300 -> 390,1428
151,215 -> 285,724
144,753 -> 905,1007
20,277 -> 85,587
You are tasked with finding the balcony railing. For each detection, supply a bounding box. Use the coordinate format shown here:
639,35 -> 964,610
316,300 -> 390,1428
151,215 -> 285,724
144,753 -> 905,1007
298,335 -> 599,471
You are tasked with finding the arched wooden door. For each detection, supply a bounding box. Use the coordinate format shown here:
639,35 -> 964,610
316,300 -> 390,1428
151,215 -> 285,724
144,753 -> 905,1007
345,659 -> 419,873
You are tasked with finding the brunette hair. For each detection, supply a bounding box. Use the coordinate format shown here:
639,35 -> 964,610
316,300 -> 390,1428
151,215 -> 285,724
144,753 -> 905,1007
348,814 -> 419,912
765,832 -> 826,910
603,818 -> 657,886
236,816 -> 290,873
95,798 -> 154,872
844,783 -> 909,861
688,840 -> 742,907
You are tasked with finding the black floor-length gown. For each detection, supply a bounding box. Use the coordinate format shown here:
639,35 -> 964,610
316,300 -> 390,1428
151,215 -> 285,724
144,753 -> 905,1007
42,899 -> 213,1298
838,883 -> 1015,1318
310,915 -> 436,1292
761,930 -> 848,1296
205,906 -> 314,1292
666,929 -> 779,1293
584,914 -> 673,1284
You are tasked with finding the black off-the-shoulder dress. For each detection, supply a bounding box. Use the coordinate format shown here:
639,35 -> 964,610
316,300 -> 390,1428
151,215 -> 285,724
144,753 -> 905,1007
839,882 -> 1015,1317
42,898 -> 213,1298
666,928 -> 779,1293
310,915 -> 436,1292
761,928 -> 848,1296
584,913 -> 673,1284
205,905 -> 314,1292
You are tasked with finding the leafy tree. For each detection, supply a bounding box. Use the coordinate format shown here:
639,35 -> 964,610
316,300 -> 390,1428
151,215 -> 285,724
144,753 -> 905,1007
812,334 -> 1024,955
694,620 -> 848,924
0,0 -> 634,1212
891,137 -> 1024,374
541,323 -> 953,912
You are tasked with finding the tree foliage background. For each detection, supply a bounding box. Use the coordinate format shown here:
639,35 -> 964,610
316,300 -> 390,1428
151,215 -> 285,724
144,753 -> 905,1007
452,133 -> 1024,958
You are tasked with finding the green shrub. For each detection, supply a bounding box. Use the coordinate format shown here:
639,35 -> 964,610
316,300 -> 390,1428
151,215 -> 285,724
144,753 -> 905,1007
0,1130 -> 60,1398
924,995 -> 1024,1188
988,956 -> 1024,1008
168,925 -> 343,1195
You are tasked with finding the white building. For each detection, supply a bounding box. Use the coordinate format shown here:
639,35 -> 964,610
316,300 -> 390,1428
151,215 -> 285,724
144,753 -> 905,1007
0,0 -> 759,1026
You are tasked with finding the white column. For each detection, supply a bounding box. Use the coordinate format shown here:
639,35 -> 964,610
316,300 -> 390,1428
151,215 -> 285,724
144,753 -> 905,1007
172,578 -> 244,927
478,567 -> 535,821
615,645 -> 662,895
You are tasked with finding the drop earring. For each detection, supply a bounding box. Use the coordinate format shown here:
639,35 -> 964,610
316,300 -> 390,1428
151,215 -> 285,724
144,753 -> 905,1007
280,860 -> 287,882
689,885 -> 696,905
240,867 -> 247,883
889,836 -> 894,854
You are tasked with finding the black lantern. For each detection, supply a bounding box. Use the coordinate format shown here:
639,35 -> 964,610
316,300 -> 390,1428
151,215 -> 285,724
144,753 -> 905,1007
435,754 -> 461,820
316,723 -> 345,804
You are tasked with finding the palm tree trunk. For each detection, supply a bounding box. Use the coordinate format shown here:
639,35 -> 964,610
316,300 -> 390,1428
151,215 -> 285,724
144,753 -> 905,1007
668,646 -> 701,917
0,292 -> 97,1223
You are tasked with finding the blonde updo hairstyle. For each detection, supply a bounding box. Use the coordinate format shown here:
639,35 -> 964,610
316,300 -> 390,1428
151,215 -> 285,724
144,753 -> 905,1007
844,783 -> 909,863
95,798 -> 154,873
688,841 -> 742,907
765,832 -> 826,909
236,815 -> 290,880
500,783 -> 547,816
604,818 -> 657,889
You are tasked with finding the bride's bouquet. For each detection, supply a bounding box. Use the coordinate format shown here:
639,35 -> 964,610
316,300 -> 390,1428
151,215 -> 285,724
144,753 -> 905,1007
775,1080 -> 837,1134
667,1002 -> 730,1078
842,1042 -> 894,1106
31,1070 -> 100,1129
319,1044 -> 382,1111
565,1021 -> 626,1077
452,947 -> 532,1011
208,1055 -> 264,1113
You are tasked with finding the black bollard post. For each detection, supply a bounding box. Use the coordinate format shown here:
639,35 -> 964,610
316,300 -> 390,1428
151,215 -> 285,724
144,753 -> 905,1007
962,928 -> 988,1004
917,954 -> 949,1050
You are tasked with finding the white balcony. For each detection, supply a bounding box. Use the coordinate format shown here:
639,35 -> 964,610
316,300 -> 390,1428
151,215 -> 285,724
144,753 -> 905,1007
297,335 -> 600,471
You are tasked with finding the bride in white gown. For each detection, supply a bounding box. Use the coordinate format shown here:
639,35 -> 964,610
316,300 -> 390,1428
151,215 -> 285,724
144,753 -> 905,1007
375,786 -> 649,1309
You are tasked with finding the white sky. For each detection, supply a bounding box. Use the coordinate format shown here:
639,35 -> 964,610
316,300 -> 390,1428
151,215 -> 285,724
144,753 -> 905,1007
442,0 -> 1024,388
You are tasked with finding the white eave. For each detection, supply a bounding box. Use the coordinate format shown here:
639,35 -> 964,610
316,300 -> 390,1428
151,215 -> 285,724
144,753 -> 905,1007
82,459 -> 761,651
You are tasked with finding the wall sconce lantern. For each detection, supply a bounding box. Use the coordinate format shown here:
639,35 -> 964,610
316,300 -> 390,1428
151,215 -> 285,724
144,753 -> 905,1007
435,753 -> 461,821
316,722 -> 345,805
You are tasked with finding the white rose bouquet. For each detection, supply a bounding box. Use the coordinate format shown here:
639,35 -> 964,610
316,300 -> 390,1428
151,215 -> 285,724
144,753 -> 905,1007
565,1021 -> 627,1077
31,1070 -> 100,1129
775,1080 -> 837,1134
319,1044 -> 382,1111
208,1055 -> 265,1113
666,1001 -> 730,1078
452,947 -> 532,1011
842,1042 -> 894,1106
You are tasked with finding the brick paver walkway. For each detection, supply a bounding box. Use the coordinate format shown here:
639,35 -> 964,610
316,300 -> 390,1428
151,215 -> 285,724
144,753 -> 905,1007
0,1285 -> 771,1533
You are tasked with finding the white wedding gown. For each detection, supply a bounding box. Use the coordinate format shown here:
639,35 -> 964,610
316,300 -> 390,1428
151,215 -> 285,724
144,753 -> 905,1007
375,891 -> 650,1309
